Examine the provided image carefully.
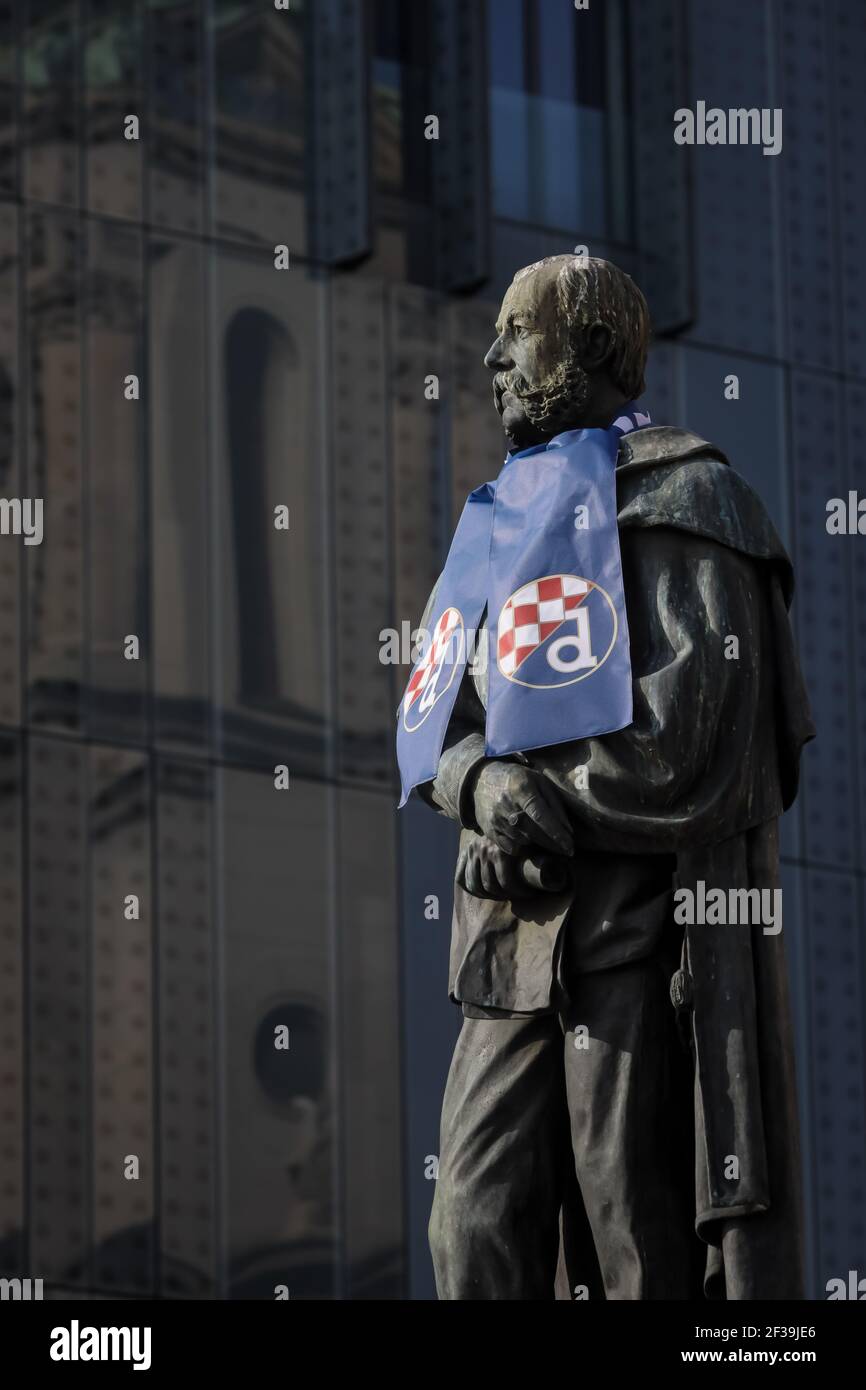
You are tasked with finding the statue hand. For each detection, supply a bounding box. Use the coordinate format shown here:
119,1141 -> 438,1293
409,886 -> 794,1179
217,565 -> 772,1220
456,834 -> 571,900
469,761 -> 574,858
456,835 -> 528,900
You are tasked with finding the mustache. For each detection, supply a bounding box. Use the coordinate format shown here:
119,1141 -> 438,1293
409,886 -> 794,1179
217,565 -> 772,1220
494,370 -> 544,409
493,361 -> 590,431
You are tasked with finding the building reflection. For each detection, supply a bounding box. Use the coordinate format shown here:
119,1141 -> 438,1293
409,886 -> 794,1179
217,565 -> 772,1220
0,0 -> 863,1301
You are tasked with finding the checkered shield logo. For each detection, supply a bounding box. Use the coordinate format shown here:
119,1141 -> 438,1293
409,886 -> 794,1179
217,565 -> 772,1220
402,607 -> 465,730
496,574 -> 617,688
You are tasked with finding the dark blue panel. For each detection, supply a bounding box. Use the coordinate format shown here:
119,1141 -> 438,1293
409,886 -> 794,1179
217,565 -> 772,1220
681,346 -> 789,543
775,0 -> 841,373
806,869 -> 866,1292
682,0 -> 780,359
790,371 -> 855,869
833,1 -> 866,379
627,0 -> 692,333
400,794 -> 460,1301
643,340 -> 680,428
306,0 -> 372,265
431,0 -> 490,290
844,380 -> 866,872
779,862 -> 818,1299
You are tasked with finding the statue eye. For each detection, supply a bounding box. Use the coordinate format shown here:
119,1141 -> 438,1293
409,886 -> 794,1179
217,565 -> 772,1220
514,324 -> 530,339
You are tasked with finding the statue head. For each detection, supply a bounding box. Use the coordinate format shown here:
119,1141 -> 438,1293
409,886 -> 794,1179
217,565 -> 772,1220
484,255 -> 650,451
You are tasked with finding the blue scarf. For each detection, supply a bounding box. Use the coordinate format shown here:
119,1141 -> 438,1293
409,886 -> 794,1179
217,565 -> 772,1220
396,406 -> 651,806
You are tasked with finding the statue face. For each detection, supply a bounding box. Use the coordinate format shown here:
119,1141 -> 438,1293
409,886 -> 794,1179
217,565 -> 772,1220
484,260 -> 589,450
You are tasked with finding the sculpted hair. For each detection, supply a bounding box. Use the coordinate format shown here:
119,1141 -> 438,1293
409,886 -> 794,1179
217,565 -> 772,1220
514,255 -> 651,399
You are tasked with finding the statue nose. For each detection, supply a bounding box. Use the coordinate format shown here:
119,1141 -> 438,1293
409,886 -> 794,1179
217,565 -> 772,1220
484,337 -> 510,371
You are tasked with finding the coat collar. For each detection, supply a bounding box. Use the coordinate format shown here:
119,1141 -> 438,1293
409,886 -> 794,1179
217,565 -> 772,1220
617,424 -> 730,475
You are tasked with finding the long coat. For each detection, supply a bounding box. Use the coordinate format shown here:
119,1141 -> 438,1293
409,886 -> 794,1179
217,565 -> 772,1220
414,425 -> 816,1299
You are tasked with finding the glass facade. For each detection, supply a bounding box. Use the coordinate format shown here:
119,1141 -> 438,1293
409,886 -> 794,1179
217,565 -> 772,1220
488,0 -> 628,239
0,0 -> 863,1301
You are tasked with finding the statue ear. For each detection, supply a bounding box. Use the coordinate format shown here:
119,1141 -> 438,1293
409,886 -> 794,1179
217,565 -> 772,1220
581,320 -> 615,372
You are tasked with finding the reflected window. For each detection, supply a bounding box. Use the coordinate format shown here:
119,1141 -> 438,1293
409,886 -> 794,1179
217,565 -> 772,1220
488,0 -> 631,239
225,307 -> 296,707
254,1001 -> 325,1107
372,0 -> 405,193
214,0 -> 302,135
372,0 -> 429,204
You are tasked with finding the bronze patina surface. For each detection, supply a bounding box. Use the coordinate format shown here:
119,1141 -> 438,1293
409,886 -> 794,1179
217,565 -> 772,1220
416,256 -> 814,1300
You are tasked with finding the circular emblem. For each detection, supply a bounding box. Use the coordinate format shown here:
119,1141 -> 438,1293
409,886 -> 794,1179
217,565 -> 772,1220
402,607 -> 465,731
496,573 -> 617,689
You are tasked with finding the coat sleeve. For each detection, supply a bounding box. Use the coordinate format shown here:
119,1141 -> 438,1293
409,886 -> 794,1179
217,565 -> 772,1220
534,526 -> 784,853
413,670 -> 489,824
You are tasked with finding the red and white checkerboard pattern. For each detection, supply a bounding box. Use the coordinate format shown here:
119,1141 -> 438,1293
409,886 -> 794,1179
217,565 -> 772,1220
497,575 -> 589,677
404,607 -> 462,711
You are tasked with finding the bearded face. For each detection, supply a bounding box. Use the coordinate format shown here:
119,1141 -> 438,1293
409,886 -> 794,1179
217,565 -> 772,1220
485,260 -> 594,450
493,355 -> 591,449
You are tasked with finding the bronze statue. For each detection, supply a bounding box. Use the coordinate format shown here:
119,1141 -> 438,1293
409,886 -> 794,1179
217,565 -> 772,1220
406,255 -> 814,1300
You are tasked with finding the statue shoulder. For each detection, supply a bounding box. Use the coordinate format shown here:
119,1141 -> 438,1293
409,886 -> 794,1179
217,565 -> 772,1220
617,427 -> 791,581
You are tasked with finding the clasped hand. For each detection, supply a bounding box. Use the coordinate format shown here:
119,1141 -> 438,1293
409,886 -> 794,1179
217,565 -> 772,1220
468,760 -> 574,858
456,833 -> 570,900
455,761 -> 574,900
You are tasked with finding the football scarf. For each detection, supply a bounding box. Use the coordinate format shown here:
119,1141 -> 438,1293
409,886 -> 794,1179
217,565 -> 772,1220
396,406 -> 651,806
